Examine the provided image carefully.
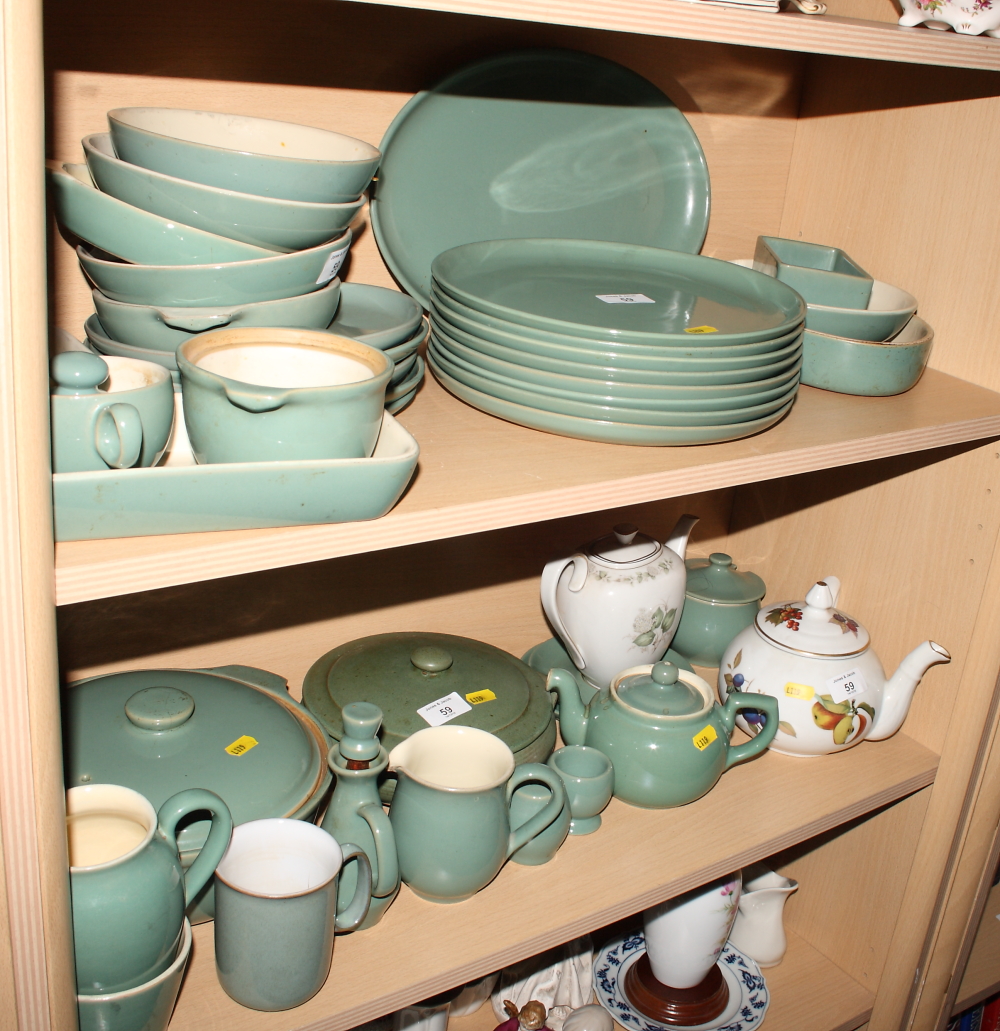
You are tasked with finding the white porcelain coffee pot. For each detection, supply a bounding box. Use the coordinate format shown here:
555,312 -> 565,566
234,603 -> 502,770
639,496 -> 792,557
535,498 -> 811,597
540,515 -> 698,690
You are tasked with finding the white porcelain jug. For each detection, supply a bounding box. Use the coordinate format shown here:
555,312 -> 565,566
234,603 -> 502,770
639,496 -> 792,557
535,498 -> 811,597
727,865 -> 798,967
540,515 -> 698,690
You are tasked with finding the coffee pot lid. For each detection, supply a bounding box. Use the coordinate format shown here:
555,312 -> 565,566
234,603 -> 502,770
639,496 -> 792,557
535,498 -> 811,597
586,523 -> 661,566
63,665 -> 331,854
755,576 -> 869,656
685,553 -> 766,605
615,661 -> 709,717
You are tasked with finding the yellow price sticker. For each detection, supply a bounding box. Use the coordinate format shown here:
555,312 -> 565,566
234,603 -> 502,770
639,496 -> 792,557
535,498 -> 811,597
465,690 -> 497,705
225,735 -> 259,757
784,682 -> 815,701
692,725 -> 718,751
685,325 -> 718,334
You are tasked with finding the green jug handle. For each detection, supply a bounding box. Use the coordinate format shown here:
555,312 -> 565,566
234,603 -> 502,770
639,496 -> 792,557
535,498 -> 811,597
505,763 -> 567,857
721,690 -> 780,768
357,801 -> 399,898
156,788 -> 233,906
334,842 -> 372,933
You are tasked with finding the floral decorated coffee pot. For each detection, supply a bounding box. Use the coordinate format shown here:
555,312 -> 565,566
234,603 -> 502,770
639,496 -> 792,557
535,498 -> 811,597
718,575 -> 950,756
540,515 -> 698,690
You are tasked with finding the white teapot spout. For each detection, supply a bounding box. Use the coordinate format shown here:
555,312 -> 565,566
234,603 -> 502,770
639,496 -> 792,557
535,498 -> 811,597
664,514 -> 699,560
869,640 -> 951,741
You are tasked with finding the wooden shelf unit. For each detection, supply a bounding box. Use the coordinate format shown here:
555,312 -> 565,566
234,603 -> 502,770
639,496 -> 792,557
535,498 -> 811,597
954,882 -> 1000,1014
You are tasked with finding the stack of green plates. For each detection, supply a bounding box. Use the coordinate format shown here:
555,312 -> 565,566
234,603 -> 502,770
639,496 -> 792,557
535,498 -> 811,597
427,239 -> 806,446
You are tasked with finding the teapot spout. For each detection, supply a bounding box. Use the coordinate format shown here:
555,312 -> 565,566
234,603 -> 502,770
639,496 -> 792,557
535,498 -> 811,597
664,514 -> 699,560
547,668 -> 589,746
869,641 -> 951,741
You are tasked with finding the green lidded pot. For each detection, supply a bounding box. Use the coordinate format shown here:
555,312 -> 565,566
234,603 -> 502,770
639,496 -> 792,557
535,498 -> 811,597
302,632 -> 557,800
63,665 -> 332,921
672,554 -> 766,667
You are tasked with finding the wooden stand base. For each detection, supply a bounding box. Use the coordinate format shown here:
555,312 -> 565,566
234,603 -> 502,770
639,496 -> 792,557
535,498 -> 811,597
623,954 -> 730,1027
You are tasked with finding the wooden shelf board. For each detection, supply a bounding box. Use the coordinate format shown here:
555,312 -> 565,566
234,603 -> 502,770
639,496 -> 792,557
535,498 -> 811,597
331,0 -> 1000,71
54,370 -> 1000,605
954,882 -> 1000,1012
167,732 -> 933,1031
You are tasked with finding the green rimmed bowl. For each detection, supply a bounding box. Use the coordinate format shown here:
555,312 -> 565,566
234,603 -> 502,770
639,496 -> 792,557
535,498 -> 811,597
801,314 -> 933,396
383,318 -> 428,364
84,134 -> 365,253
108,108 -> 380,204
91,279 -> 342,353
806,279 -> 917,342
78,230 -> 350,307
386,355 -> 425,402
430,286 -> 803,364
432,239 -> 805,346
86,315 -> 180,377
49,163 -> 274,265
327,283 -> 423,348
428,341 -> 799,427
429,355 -> 795,446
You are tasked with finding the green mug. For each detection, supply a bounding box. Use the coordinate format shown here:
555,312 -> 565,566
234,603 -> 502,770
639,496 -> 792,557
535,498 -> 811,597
68,783 -> 232,995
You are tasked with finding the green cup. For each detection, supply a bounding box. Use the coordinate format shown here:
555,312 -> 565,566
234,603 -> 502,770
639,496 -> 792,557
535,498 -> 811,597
508,772 -> 570,865
214,819 -> 372,1011
547,746 -> 614,835
68,783 -> 232,995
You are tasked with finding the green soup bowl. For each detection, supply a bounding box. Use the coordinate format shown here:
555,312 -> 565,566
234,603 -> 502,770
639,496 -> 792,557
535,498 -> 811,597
805,279 -> 917,342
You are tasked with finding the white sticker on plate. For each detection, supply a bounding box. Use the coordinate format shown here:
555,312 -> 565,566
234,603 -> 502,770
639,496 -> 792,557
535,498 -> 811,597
826,667 -> 868,703
416,692 -> 473,727
315,245 -> 350,285
595,293 -> 655,304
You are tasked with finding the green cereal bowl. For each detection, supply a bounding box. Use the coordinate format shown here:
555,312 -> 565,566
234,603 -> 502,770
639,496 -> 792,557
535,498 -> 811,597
49,163 -> 273,265
754,236 -> 872,310
77,230 -> 350,307
108,108 -> 380,204
327,283 -> 423,348
805,279 -> 917,342
91,279 -> 342,352
84,134 -> 365,253
801,315 -> 933,396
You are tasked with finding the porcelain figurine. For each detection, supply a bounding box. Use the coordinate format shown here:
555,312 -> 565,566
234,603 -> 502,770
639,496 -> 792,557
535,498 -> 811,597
727,864 -> 798,967
898,0 -> 1000,36
718,575 -> 951,757
541,515 -> 699,690
494,1001 -> 553,1031
548,662 -> 777,808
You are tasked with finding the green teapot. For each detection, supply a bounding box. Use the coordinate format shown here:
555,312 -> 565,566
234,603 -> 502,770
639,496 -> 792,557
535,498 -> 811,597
547,661 -> 778,808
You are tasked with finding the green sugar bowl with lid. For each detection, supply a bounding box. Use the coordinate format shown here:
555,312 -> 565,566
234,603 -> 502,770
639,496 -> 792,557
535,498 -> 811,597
547,661 -> 778,808
672,554 -> 766,667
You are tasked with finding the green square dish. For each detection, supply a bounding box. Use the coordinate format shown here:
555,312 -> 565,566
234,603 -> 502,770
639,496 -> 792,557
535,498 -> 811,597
754,236 -> 873,310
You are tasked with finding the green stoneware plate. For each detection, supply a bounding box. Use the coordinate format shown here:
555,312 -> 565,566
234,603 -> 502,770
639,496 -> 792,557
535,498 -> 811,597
382,318 -> 428,364
385,355 -> 424,402
77,229 -> 350,307
430,319 -> 802,399
328,282 -> 423,348
386,387 -> 417,415
390,352 -> 417,386
431,240 -> 805,345
428,354 -> 795,446
84,133 -> 365,253
48,164 -> 273,266
52,410 -> 419,540
371,49 -> 710,306
430,284 -> 804,362
805,279 -> 917,342
801,315 -> 933,396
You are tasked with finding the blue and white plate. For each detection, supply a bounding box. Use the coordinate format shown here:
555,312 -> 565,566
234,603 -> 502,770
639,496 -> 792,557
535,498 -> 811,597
594,931 -> 769,1031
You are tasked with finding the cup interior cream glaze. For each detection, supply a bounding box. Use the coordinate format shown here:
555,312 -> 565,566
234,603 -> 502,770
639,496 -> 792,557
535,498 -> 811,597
195,344 -> 375,389
67,784 -> 155,868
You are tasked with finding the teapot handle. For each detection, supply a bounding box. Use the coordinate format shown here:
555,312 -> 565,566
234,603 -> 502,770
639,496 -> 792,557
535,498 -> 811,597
157,788 -> 233,906
720,691 -> 779,768
540,555 -> 589,670
505,764 -> 567,857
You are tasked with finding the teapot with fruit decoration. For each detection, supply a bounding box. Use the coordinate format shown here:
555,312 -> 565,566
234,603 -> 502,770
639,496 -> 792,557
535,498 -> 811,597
540,516 -> 698,691
717,575 -> 950,757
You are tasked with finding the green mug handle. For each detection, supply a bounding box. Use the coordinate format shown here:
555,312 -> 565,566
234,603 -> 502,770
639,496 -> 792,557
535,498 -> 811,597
156,788 -> 233,905
505,763 -> 567,856
357,801 -> 399,898
334,843 -> 372,933
721,690 -> 780,768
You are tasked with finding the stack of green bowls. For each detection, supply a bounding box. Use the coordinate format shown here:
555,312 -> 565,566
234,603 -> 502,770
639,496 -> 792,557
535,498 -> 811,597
427,239 -> 806,446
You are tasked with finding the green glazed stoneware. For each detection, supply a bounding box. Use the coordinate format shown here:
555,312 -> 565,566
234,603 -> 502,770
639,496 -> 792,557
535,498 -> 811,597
805,279 -> 917,342
91,279 -> 342,353
387,727 -> 564,901
508,779 -> 570,865
77,229 -> 350,307
754,236 -> 873,310
386,355 -> 424,401
432,239 -> 805,346
386,387 -> 417,415
546,745 -> 614,835
77,919 -> 192,1031
108,108 -> 380,204
802,314 -> 933,396
84,133 -> 364,253
49,163 -> 271,265
328,282 -> 423,348
321,703 -> 400,928
371,49 -> 709,306
672,554 -> 766,667
50,351 -> 174,472
548,661 -> 778,807
68,784 -> 231,994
